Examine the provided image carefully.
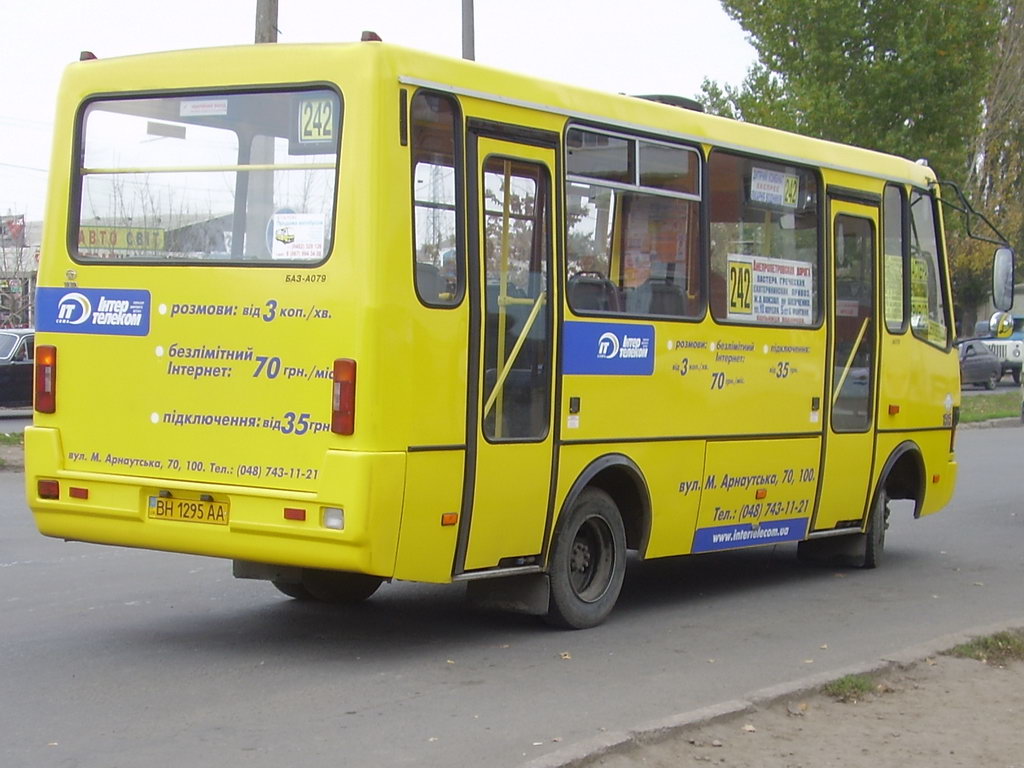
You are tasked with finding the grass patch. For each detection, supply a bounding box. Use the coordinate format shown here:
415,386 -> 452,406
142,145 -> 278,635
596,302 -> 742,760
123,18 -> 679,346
0,432 -> 24,446
823,674 -> 876,702
947,630 -> 1024,666
959,391 -> 1020,423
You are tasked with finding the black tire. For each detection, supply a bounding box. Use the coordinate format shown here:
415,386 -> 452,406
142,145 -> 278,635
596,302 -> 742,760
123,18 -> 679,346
545,488 -> 626,630
272,579 -> 316,600
1013,369 -> 1021,386
984,372 -> 998,390
274,569 -> 383,603
861,490 -> 889,569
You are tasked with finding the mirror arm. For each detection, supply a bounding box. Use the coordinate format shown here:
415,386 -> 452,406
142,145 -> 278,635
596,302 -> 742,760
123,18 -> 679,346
931,179 -> 1012,248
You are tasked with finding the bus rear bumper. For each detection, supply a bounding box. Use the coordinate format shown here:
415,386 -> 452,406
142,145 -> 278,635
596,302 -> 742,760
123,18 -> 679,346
25,427 -> 406,577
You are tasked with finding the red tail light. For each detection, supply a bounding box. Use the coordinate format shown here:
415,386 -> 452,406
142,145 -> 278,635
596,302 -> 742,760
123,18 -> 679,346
38,479 -> 60,499
35,345 -> 57,413
331,358 -> 356,435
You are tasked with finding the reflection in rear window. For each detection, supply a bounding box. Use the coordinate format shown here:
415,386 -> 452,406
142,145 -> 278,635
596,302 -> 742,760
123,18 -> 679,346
75,88 -> 341,264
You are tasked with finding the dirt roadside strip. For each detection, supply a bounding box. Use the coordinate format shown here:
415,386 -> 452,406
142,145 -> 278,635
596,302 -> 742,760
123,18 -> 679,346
521,617 -> 1024,768
961,416 -> 1022,429
0,441 -> 23,470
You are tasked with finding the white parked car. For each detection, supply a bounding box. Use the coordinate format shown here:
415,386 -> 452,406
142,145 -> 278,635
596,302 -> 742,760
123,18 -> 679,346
974,316 -> 1024,385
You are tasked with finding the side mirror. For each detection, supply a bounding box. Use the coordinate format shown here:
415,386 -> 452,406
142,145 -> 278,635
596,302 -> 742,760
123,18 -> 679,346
990,311 -> 1014,338
993,246 -> 1015,311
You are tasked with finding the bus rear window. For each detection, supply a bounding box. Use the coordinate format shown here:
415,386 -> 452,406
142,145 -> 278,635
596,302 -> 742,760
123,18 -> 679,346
74,88 -> 341,264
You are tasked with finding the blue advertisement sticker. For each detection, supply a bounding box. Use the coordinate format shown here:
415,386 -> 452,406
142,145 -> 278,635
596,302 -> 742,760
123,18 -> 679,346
36,287 -> 151,336
691,517 -> 809,553
562,321 -> 655,376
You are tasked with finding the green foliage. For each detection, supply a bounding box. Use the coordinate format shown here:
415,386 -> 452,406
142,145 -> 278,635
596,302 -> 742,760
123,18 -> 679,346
954,3 -> 1024,322
701,0 -> 1000,182
948,630 -> 1024,665
958,391 -> 1020,423
823,674 -> 876,702
947,229 -> 997,327
0,432 -> 23,446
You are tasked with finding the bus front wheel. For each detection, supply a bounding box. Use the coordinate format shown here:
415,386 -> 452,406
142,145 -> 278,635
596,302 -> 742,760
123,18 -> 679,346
861,491 -> 889,569
545,488 -> 626,630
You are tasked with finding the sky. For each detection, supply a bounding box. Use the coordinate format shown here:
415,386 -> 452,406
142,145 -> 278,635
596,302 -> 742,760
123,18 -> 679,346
0,0 -> 755,222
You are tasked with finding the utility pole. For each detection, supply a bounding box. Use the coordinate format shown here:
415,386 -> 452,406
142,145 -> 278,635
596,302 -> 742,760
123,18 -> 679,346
462,0 -> 475,60
255,0 -> 279,43
248,0 -> 279,259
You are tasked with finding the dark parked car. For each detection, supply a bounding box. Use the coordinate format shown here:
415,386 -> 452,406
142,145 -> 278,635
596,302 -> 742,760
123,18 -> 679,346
957,339 -> 1002,390
0,328 -> 34,407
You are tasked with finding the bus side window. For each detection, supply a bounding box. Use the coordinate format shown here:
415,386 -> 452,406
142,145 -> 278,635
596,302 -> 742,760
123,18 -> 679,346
908,190 -> 950,347
708,150 -> 821,327
565,127 -> 702,319
883,184 -> 908,333
411,91 -> 463,307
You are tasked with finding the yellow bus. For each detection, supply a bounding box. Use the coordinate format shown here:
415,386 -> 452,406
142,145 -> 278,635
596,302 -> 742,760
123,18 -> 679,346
27,40 -> 1015,628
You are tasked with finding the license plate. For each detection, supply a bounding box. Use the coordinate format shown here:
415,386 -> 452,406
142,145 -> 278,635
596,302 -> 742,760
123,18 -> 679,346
147,496 -> 229,525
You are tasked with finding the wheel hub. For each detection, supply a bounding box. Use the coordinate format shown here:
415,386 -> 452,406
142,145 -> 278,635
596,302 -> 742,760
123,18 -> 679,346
570,540 -> 592,575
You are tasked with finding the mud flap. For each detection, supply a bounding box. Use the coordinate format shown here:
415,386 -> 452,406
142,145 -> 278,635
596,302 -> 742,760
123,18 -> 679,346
796,532 -> 866,567
466,573 -> 550,616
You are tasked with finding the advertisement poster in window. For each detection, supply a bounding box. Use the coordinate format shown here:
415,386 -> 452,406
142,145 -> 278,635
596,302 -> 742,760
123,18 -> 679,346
622,196 -> 690,288
270,213 -> 325,261
727,254 -> 814,325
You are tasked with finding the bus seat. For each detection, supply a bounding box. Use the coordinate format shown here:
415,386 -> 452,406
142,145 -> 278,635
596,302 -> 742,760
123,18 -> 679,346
568,272 -> 620,312
628,279 -> 686,316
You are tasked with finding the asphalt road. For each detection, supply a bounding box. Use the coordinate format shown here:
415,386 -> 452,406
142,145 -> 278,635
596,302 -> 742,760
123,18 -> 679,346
960,376 -> 1021,396
0,409 -> 31,433
2,426 -> 1023,768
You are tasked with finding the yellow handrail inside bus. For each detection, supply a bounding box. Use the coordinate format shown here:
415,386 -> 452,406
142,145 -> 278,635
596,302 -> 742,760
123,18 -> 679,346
494,160 -> 513,436
483,290 -> 547,422
832,317 -> 870,405
81,162 -> 335,175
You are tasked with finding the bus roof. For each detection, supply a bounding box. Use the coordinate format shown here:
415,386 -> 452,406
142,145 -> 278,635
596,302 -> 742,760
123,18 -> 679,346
62,40 -> 935,189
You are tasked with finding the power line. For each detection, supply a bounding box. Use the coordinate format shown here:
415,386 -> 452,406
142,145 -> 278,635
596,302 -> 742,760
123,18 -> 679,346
0,114 -> 54,129
0,161 -> 48,173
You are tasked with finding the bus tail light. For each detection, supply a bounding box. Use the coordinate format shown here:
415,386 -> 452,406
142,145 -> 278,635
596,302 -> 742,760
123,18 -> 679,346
35,345 -> 57,413
331,359 -> 356,435
38,479 -> 60,499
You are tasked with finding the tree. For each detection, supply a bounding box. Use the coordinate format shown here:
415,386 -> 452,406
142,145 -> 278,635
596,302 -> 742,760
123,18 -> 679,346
952,0 -> 1024,329
701,0 -> 1000,182
700,0 -> 1008,331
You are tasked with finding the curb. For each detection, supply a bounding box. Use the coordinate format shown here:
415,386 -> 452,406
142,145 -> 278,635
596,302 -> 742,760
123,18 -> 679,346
520,616 -> 1024,768
959,416 -> 1020,429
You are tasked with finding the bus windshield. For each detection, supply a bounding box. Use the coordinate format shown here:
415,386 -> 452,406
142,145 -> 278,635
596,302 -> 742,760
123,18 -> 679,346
75,88 -> 341,264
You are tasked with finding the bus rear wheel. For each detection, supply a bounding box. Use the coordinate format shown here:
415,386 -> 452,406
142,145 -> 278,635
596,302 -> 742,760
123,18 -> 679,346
545,488 -> 626,630
273,569 -> 383,603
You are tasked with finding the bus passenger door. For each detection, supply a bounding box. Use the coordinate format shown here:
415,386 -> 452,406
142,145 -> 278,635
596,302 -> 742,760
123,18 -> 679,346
814,201 -> 879,531
457,129 -> 558,573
